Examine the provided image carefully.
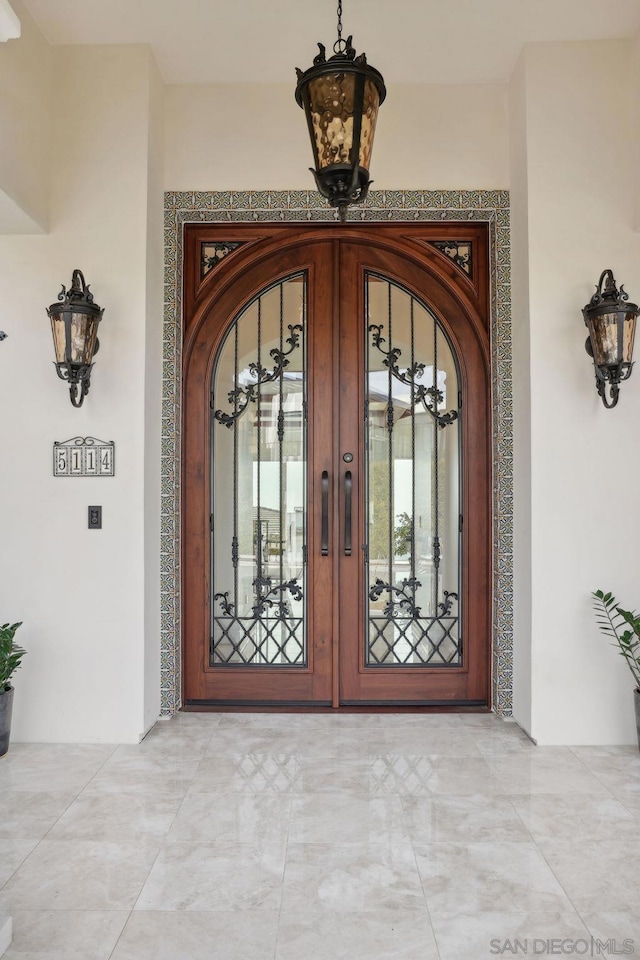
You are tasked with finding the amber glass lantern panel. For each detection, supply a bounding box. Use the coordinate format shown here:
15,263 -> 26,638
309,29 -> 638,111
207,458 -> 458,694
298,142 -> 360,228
50,315 -> 67,365
359,78 -> 380,171
51,311 -> 99,367
307,73 -> 380,172
588,310 -> 637,367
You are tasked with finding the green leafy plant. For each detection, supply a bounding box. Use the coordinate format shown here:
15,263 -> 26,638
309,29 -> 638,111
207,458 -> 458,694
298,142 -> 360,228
0,622 -> 26,692
394,512 -> 414,557
592,591 -> 640,690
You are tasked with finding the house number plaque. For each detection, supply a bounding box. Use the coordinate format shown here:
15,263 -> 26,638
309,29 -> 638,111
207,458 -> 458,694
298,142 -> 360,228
53,436 -> 115,477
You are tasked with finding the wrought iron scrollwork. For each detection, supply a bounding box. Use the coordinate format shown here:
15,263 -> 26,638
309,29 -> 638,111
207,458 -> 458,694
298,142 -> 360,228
370,578 -> 459,620
438,590 -> 458,616
213,591 -> 235,616
369,324 -> 458,428
201,242 -> 244,277
431,241 -> 472,276
252,576 -> 303,618
368,580 -> 460,665
213,324 -> 303,428
369,577 -> 422,618
215,577 -> 303,619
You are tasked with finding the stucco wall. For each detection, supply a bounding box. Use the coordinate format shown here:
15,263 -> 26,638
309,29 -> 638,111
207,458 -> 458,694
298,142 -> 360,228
0,43 -> 163,743
0,0 -> 50,231
509,50 -> 533,736
143,55 -> 165,736
164,82 -> 509,191
512,39 -> 640,744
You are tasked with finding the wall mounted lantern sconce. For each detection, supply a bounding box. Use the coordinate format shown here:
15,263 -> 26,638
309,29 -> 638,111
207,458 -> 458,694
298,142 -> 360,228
0,331 -> 7,341
583,269 -> 638,409
295,0 -> 386,222
47,269 -> 103,408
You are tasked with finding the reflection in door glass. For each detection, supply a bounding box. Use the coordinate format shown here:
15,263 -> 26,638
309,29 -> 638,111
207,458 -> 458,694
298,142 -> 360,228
210,275 -> 307,666
365,274 -> 461,666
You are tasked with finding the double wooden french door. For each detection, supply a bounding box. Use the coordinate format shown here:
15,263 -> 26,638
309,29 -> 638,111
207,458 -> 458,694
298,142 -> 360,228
182,224 -> 491,707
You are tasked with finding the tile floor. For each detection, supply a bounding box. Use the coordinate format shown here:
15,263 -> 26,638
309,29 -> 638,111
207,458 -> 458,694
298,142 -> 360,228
1,712 -> 639,960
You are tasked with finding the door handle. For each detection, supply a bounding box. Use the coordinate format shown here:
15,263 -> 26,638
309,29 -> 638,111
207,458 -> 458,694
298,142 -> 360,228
344,470 -> 352,556
321,470 -> 329,556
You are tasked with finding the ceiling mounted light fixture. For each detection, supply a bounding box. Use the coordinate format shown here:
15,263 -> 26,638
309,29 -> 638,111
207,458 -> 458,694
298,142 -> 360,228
295,0 -> 386,222
583,269 -> 638,409
47,269 -> 103,408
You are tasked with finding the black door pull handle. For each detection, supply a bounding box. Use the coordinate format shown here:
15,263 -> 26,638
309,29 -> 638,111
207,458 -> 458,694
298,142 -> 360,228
321,470 -> 329,556
344,470 -> 352,556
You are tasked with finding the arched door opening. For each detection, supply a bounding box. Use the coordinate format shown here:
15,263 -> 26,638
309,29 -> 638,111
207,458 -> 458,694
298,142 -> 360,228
182,225 -> 491,708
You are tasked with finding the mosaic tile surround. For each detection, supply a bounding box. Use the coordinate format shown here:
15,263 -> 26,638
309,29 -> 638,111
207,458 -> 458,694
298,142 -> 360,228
162,189 -> 512,716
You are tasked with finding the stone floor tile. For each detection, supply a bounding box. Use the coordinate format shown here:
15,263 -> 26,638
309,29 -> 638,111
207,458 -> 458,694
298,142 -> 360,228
429,908 -> 592,960
578,909 -> 640,959
485,749 -> 611,795
3,910 -> 128,959
509,793 -> 637,841
0,839 -> 159,911
0,842 -> 38,888
0,746 -> 115,794
205,725 -> 301,757
281,840 -> 425,914
46,792 -> 183,842
110,910 -> 279,960
415,841 -> 574,918
190,755 -> 297,795
0,793 -> 75,841
135,841 -> 285,911
168,790 -> 291,846
402,792 -> 531,842
275,907 -> 439,960
288,793 -> 408,844
394,756 -> 500,795
537,839 -> 640,915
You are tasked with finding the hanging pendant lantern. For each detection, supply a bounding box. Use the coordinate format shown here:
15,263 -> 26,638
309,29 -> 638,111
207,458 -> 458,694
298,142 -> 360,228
295,0 -> 386,222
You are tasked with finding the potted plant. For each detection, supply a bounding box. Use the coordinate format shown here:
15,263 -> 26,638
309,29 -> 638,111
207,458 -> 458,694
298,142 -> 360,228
0,621 -> 25,757
592,590 -> 640,750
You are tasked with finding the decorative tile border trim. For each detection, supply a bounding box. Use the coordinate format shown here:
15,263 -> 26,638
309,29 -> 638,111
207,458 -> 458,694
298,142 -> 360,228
162,189 -> 513,716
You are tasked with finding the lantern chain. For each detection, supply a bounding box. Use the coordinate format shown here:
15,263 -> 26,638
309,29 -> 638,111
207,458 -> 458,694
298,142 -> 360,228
334,0 -> 346,54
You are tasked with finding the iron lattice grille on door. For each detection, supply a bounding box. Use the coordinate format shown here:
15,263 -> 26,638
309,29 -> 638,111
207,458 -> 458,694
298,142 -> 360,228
365,274 -> 462,666
210,274 -> 308,666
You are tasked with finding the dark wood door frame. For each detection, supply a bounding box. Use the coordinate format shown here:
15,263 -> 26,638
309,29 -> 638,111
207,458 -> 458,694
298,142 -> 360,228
182,223 -> 492,709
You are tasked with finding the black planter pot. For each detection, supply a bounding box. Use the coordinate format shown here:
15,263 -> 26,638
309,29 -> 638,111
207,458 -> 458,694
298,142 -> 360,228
635,688 -> 640,753
0,686 -> 14,757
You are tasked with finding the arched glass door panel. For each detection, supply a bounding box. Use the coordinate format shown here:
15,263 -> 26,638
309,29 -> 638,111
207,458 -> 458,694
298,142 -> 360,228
365,274 -> 461,666
210,274 -> 307,666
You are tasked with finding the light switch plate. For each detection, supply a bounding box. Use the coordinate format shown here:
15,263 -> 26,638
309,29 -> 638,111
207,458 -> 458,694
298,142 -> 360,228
88,506 -> 102,529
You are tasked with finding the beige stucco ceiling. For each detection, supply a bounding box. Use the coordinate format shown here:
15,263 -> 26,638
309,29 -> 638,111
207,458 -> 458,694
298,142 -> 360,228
21,0 -> 640,85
